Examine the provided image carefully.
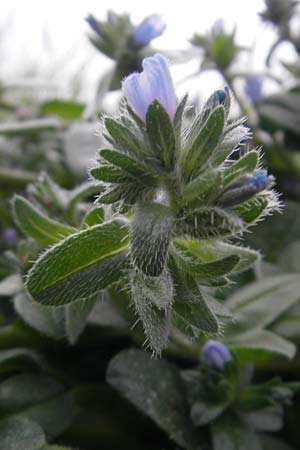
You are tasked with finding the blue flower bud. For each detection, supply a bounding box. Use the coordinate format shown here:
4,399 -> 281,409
244,76 -> 262,103
85,14 -> 102,35
202,340 -> 232,370
1,227 -> 17,245
249,170 -> 271,190
122,53 -> 177,122
133,14 -> 166,46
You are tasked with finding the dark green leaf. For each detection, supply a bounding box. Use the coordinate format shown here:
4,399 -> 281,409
146,100 -> 175,168
223,151 -> 259,185
0,417 -> 46,450
182,106 -> 225,178
13,196 -> 75,246
40,99 -> 85,119
107,349 -> 204,450
26,220 -> 129,306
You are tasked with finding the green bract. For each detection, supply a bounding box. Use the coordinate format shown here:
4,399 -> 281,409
26,89 -> 278,354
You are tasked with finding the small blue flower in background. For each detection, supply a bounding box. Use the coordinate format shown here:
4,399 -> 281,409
244,76 -> 262,103
85,14 -> 102,36
201,340 -> 232,370
1,228 -> 17,245
122,53 -> 177,122
133,14 -> 166,46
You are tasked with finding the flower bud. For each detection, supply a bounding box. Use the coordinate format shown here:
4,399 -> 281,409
244,77 -> 262,103
122,53 -> 177,121
133,14 -> 166,46
85,14 -> 102,35
201,340 -> 232,369
218,170 -> 274,208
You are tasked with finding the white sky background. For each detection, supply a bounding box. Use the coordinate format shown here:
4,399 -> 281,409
0,0 -> 298,105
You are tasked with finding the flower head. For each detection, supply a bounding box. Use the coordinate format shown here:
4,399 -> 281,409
85,14 -> 101,35
202,340 -> 232,370
244,76 -> 262,103
133,14 -> 166,46
122,53 -> 177,122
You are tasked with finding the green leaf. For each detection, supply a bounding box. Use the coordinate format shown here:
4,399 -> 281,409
0,348 -> 46,373
225,329 -> 296,361
26,220 -> 129,306
212,414 -> 263,450
182,106 -> 225,178
146,100 -> 175,168
0,416 -> 46,450
81,206 -> 105,227
100,149 -> 156,185
13,196 -> 75,246
190,400 -> 227,426
40,99 -> 85,119
184,206 -> 244,238
107,349 -> 204,450
174,94 -> 188,150
174,239 -> 258,273
0,374 -> 77,438
226,274 -> 300,328
223,151 -> 259,185
0,168 -> 36,189
181,169 -> 222,206
172,242 -> 240,278
130,204 -> 174,276
90,165 -> 130,183
14,293 -> 96,344
171,267 -> 219,334
104,117 -> 142,158
0,374 -> 63,411
233,195 -> 269,224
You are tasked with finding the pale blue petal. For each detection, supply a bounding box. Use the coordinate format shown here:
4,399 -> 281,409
133,15 -> 166,46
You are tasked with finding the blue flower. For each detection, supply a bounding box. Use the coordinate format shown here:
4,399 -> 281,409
201,340 -> 232,370
244,76 -> 262,103
122,54 -> 177,122
85,14 -> 101,35
133,14 -> 166,46
1,227 -> 17,245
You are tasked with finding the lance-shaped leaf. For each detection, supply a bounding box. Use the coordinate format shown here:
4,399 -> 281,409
226,273 -> 300,328
170,261 -> 219,335
130,203 -> 175,276
12,196 -> 75,246
14,292 -> 96,344
100,149 -> 157,185
175,239 -> 259,273
172,242 -> 240,279
223,151 -> 259,185
183,206 -> 244,238
181,169 -> 222,206
26,220 -> 129,306
104,117 -> 142,158
181,106 -> 225,178
146,100 -> 176,168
